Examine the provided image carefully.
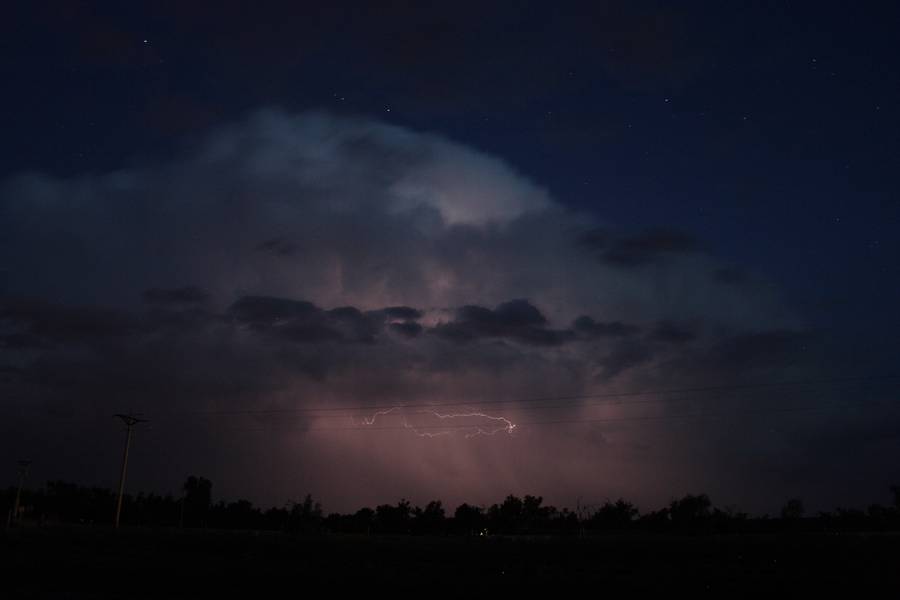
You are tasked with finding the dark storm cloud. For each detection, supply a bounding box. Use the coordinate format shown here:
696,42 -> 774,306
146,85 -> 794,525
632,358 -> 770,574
389,321 -> 423,338
378,306 -> 423,321
0,110 -> 804,406
578,228 -> 700,267
1,293 -> 434,410
226,297 -> 414,344
326,306 -> 383,343
430,299 -> 573,347
649,321 -> 697,344
228,296 -> 320,328
219,295 -> 611,349
143,306 -> 215,333
572,315 -> 640,339
597,342 -> 654,381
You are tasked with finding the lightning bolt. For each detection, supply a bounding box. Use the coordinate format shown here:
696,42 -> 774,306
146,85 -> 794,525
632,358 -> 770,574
355,407 -> 516,438
427,410 -> 516,438
353,406 -> 402,426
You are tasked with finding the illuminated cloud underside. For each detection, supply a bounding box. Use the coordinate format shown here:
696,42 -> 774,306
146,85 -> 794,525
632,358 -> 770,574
2,110 -> 883,513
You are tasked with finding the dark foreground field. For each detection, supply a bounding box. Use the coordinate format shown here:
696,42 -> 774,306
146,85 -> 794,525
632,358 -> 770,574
2,527 -> 900,596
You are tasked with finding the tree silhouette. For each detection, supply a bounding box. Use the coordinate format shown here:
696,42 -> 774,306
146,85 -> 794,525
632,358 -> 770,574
590,499 -> 639,530
415,500 -> 446,534
487,495 -> 525,533
454,503 -> 485,535
210,498 -> 259,530
375,499 -> 412,533
781,498 -> 805,520
182,476 -> 212,528
285,494 -> 323,534
522,495 -> 550,527
668,494 -> 712,528
5,478 -> 900,535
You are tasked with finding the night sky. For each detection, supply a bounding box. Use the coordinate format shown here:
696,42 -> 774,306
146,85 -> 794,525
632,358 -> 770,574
2,1 -> 899,514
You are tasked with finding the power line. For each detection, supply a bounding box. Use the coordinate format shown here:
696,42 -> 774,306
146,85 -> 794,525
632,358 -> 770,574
158,388 -> 900,424
3,374 -> 899,425
149,396 -> 900,434
159,374 -> 900,417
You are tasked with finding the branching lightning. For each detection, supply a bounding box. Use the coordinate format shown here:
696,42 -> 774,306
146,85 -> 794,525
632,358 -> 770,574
427,410 -> 517,438
354,406 -> 517,438
354,406 -> 402,426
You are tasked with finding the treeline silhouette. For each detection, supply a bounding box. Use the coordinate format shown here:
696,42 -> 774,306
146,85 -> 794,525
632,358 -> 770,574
5,478 -> 900,535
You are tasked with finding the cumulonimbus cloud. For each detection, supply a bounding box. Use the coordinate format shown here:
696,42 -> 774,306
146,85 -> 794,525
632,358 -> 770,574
4,109 -> 872,514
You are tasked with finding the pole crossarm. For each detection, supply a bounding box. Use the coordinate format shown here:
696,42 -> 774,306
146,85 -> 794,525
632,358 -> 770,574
113,413 -> 148,529
9,460 -> 32,527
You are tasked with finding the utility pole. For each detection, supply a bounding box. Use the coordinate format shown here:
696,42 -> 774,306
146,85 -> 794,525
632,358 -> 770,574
179,487 -> 186,529
113,413 -> 146,529
7,460 -> 31,528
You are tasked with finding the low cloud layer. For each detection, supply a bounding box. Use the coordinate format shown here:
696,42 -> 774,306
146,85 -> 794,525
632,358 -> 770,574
1,110 -> 895,513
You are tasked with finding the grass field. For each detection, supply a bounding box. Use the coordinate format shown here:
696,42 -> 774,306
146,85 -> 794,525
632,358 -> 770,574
3,527 -> 900,596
